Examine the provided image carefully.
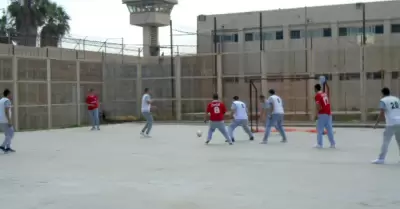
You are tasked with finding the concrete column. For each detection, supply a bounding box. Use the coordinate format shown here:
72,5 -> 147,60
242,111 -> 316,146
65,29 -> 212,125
217,54 -> 223,97
76,60 -> 81,126
238,28 -> 246,90
174,56 -> 181,121
260,51 -> 268,95
360,46 -> 367,122
331,74 -> 340,111
330,22 -> 340,111
383,19 -> 392,88
136,60 -> 142,117
46,58 -> 52,129
283,25 -> 291,100
308,49 -> 316,121
12,56 -> 19,131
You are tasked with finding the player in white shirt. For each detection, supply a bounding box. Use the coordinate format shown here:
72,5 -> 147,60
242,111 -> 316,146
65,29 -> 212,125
260,89 -> 287,144
227,96 -> 254,142
140,88 -> 153,137
372,87 -> 400,164
0,89 -> 15,153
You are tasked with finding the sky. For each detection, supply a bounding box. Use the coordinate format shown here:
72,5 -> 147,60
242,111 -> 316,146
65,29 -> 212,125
0,0 -> 387,54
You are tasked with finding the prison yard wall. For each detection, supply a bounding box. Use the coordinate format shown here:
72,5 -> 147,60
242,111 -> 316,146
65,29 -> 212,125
0,43 -> 396,130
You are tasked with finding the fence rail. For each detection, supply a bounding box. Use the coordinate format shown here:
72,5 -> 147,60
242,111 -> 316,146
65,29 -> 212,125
0,43 -> 398,130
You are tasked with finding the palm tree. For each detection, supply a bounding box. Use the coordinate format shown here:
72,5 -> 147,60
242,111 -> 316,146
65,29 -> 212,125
0,10 -> 17,44
40,2 -> 70,47
6,0 -> 70,47
7,0 -> 46,46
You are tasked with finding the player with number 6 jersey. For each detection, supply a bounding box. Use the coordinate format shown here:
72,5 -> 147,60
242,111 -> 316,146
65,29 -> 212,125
227,96 -> 254,142
260,89 -> 288,144
204,93 -> 233,145
314,84 -> 335,148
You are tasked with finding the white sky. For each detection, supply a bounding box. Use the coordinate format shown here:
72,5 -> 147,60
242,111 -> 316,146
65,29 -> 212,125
0,0 -> 387,54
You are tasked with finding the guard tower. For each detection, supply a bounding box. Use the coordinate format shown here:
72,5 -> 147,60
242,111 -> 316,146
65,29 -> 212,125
122,0 -> 178,57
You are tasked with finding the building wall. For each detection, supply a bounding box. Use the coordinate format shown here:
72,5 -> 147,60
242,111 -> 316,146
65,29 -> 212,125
197,1 -> 400,111
197,0 -> 400,53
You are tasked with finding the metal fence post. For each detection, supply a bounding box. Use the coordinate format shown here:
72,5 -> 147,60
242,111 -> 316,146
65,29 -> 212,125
360,45 -> 367,122
12,55 -> 19,131
174,55 -> 181,121
308,48 -> 316,121
76,60 -> 81,126
216,54 -> 223,97
136,59 -> 142,117
260,51 -> 267,95
46,58 -> 52,129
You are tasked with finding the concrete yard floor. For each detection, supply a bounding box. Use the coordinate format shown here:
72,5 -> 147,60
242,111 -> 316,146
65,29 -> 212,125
0,123 -> 400,209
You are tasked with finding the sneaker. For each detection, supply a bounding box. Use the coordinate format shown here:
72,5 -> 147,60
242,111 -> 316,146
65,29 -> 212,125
281,139 -> 288,143
225,138 -> 235,143
205,140 -> 210,145
371,159 -> 385,164
313,144 -> 323,149
260,141 -> 268,144
90,127 -> 96,131
96,127 -> 100,130
140,132 -> 145,136
5,148 -> 16,153
330,144 -> 336,149
229,142 -> 233,145
249,136 -> 254,141
0,146 -> 5,152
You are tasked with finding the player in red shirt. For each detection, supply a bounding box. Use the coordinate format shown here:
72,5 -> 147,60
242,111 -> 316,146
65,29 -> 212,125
314,84 -> 335,148
204,93 -> 233,145
86,88 -> 100,130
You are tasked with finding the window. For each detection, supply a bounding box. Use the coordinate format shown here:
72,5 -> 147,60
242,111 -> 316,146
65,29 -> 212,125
264,32 -> 274,40
222,35 -> 232,42
392,24 -> 400,33
348,27 -> 360,36
339,73 -> 360,80
307,29 -> 322,38
275,31 -> 283,40
338,27 -> 347,36
375,25 -> 384,34
290,30 -> 301,39
245,33 -> 253,41
233,33 -> 238,42
323,28 -> 332,37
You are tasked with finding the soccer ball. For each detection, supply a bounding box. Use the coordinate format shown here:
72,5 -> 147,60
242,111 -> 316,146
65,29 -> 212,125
196,130 -> 202,137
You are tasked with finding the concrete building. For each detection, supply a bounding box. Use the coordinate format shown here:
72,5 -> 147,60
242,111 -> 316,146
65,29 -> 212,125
195,0 -> 400,116
197,0 -> 400,54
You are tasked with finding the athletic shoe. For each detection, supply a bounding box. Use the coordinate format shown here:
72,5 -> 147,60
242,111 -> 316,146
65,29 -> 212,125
329,144 -> 336,149
5,148 -> 15,153
249,137 -> 254,141
90,127 -> 96,131
205,140 -> 210,145
260,141 -> 268,144
0,146 -> 5,152
371,159 -> 385,164
96,127 -> 100,130
281,139 -> 287,143
140,132 -> 145,136
313,144 -> 323,149
225,138 -> 235,143
229,142 -> 233,145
